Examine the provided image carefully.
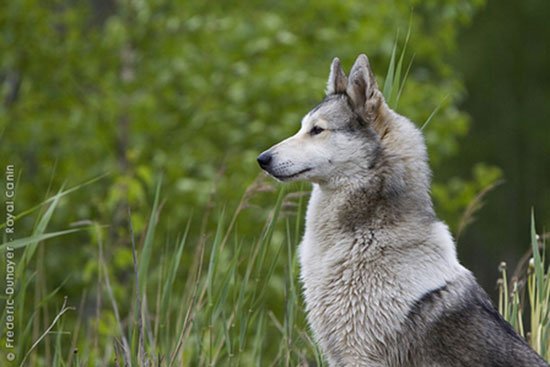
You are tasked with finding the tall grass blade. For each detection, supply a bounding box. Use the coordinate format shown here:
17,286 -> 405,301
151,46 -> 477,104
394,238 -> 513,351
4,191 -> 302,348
0,174 -> 108,231
383,41 -> 397,101
0,229 -> 82,252
138,178 -> 163,291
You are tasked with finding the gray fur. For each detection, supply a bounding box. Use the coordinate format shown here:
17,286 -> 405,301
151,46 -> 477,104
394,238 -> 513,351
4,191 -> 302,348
258,54 -> 548,367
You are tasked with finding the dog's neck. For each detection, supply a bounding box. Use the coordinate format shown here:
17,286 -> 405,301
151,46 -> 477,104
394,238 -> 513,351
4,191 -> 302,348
310,148 -> 435,233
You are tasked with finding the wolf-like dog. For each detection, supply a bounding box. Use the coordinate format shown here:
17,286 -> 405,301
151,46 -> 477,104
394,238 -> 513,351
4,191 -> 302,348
257,55 -> 548,367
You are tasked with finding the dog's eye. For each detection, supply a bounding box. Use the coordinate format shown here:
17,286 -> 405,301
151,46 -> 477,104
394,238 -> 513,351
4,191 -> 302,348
309,126 -> 325,136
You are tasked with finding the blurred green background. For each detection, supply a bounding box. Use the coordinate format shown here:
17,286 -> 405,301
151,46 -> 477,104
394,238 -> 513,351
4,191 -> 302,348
0,0 -> 548,364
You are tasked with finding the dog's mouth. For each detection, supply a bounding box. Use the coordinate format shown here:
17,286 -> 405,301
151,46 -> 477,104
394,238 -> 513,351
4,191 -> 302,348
272,168 -> 312,181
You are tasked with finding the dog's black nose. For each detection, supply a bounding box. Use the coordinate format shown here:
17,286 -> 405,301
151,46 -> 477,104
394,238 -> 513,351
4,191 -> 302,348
257,152 -> 272,168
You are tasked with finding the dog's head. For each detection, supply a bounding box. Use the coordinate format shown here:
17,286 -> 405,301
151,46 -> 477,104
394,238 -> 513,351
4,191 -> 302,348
258,54 -> 389,187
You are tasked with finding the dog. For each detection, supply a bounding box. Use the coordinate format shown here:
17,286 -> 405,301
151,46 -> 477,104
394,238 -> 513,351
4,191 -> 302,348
257,54 -> 548,366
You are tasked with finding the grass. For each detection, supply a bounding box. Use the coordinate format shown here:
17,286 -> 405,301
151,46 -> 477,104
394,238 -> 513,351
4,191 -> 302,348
497,211 -> 549,361
1,177 -> 548,366
0,177 -> 321,366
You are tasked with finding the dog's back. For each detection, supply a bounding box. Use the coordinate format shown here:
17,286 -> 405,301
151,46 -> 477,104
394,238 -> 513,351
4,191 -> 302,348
404,274 -> 547,366
258,54 -> 548,366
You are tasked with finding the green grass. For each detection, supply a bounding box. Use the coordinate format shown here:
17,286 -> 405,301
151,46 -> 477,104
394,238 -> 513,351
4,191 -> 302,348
0,177 -> 321,366
498,211 -> 549,361
1,178 -> 548,366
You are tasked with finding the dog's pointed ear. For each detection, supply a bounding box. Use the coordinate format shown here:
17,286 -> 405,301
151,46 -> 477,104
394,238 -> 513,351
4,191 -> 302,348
326,57 -> 348,95
346,54 -> 384,120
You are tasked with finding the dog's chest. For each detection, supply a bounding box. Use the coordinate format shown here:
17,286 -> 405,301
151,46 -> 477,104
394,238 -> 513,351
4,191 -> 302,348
299,229 -> 411,365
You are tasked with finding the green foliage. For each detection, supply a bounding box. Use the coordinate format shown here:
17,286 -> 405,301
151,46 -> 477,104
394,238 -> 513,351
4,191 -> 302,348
1,0 -> 493,237
0,3 -> 507,359
6,0 -> 541,365
433,162 -> 502,234
1,4 -> 509,323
